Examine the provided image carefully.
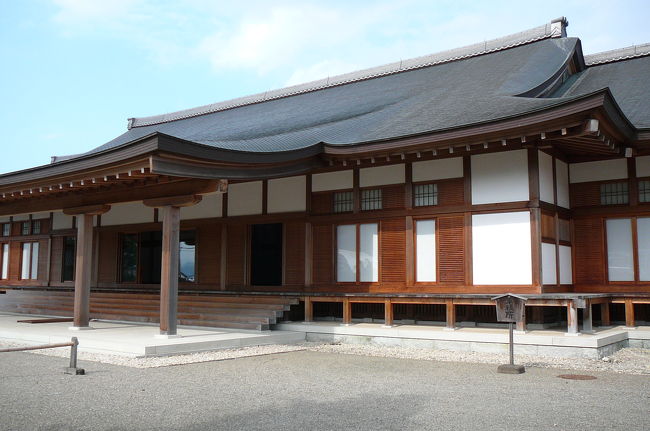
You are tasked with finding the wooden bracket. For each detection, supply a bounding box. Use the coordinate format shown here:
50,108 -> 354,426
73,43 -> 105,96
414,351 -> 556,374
63,204 -> 111,216
143,194 -> 202,208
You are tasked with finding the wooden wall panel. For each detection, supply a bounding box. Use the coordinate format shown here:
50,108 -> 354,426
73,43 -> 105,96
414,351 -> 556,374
382,185 -> 405,210
438,216 -> 465,284
38,239 -> 48,282
381,218 -> 405,283
311,192 -> 332,214
196,224 -> 220,286
50,236 -> 64,283
541,213 -> 556,241
312,224 -> 332,285
438,178 -> 465,206
573,218 -> 604,284
9,242 -> 21,280
98,231 -> 118,283
226,224 -> 246,287
570,183 -> 600,207
284,221 -> 305,286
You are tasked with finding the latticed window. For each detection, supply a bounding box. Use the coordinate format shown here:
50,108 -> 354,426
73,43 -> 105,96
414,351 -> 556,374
361,189 -> 382,211
640,180 -> 650,203
600,182 -> 628,205
21,222 -> 30,235
32,220 -> 41,235
2,224 -> 10,237
333,191 -> 353,213
414,183 -> 438,207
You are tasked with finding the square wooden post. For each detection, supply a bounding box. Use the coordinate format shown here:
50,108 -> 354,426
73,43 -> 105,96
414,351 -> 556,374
445,299 -> 456,330
343,299 -> 352,325
64,205 -> 110,330
304,297 -> 313,323
160,205 -> 180,336
515,308 -> 527,332
567,301 -> 579,335
625,299 -> 636,328
384,299 -> 393,327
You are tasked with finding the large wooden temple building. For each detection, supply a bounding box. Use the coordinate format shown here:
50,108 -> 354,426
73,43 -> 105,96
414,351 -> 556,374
0,18 -> 648,336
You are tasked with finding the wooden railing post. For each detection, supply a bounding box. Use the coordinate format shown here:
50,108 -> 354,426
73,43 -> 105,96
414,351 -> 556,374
445,299 -> 456,330
343,299 -> 352,325
625,299 -> 636,328
600,302 -> 611,326
304,297 -> 313,323
384,299 -> 393,327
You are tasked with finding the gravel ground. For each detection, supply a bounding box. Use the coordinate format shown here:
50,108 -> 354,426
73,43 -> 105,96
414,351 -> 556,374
1,339 -> 649,374
1,349 -> 648,431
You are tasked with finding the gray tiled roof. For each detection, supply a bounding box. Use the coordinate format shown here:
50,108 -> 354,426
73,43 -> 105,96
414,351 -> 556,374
83,37 -> 578,157
553,54 -> 650,128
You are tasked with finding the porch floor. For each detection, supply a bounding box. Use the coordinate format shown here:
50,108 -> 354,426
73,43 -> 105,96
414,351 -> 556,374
0,313 -> 305,357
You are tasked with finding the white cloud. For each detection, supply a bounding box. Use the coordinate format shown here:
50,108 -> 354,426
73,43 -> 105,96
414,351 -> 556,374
284,59 -> 360,86
52,0 -> 143,28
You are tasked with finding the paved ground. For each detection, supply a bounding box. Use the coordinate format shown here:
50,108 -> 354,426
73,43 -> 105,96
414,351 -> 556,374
0,351 -> 648,431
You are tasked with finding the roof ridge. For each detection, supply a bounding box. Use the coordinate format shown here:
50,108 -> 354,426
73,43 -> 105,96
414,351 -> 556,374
128,17 -> 569,129
585,42 -> 650,66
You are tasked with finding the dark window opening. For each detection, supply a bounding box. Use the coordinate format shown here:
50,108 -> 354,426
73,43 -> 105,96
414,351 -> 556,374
62,237 -> 76,282
139,231 -> 162,284
640,180 -> 650,203
333,191 -> 353,213
361,188 -> 382,210
179,230 -> 196,283
120,234 -> 138,282
22,222 -> 30,235
251,223 -> 283,286
32,220 -> 41,235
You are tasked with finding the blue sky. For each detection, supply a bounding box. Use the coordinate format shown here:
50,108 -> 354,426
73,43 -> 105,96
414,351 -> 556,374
1,0 -> 649,174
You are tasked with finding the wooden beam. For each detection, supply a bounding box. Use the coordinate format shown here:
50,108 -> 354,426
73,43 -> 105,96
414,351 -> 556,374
71,213 -> 93,328
143,194 -> 202,208
220,224 -> 227,291
63,204 -> 110,216
159,205 -> 180,336
304,222 -> 313,288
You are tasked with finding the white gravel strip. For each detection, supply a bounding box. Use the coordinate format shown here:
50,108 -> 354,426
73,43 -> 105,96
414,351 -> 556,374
1,339 -> 649,374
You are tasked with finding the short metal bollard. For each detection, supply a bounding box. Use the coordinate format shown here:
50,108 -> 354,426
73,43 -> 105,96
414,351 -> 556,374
64,337 -> 85,375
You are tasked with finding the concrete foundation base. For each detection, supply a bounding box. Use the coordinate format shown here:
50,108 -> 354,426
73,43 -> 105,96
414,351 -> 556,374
497,364 -> 525,374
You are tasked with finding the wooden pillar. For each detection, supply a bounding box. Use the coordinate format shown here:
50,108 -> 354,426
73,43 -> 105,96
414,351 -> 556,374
625,299 -> 636,328
600,302 -> 611,326
304,297 -> 313,323
405,216 -> 414,287
220,224 -> 227,291
64,205 -> 110,329
384,299 -> 393,327
582,300 -> 593,333
144,194 -> 203,337
343,299 -> 352,325
567,301 -> 578,335
445,299 -> 456,330
159,205 -> 181,336
304,222 -> 312,288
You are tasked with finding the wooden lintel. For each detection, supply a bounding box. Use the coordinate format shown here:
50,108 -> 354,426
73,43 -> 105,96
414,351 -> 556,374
63,204 -> 111,216
143,194 -> 203,208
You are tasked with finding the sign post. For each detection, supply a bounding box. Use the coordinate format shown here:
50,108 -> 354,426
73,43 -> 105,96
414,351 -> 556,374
492,293 -> 527,374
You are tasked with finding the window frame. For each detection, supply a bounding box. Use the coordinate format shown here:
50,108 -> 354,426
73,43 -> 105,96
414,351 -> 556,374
639,178 -> 650,204
360,188 -> 382,211
2,223 -> 10,237
332,190 -> 354,213
599,181 -> 629,205
413,182 -> 438,207
118,229 -> 198,284
61,236 -> 76,282
1,243 -> 9,280
20,241 -> 39,280
335,221 -> 381,284
413,217 -> 439,284
603,216 -> 649,284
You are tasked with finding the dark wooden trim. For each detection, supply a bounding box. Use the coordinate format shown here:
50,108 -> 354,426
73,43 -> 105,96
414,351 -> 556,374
353,168 -> 360,214
405,216 -> 414,286
64,204 -> 111,216
262,180 -> 268,215
405,162 -> 413,210
628,157 -> 638,206
220,223 -> 227,290
305,174 -> 312,214
304,222 -> 312,288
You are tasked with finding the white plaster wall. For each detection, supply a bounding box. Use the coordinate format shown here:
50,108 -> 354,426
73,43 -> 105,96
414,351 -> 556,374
0,216 -> 9,223
101,201 -> 153,226
471,150 -> 529,205
637,155 -> 650,177
555,159 -> 570,209
472,211 -> 532,285
360,164 -> 405,187
559,245 -> 573,285
12,214 -> 29,222
268,176 -> 306,214
312,170 -> 353,192
52,211 -> 74,230
569,159 -> 627,183
541,243 -> 557,285
228,181 -> 263,216
181,193 -> 223,220
539,151 -> 554,204
412,157 -> 463,182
